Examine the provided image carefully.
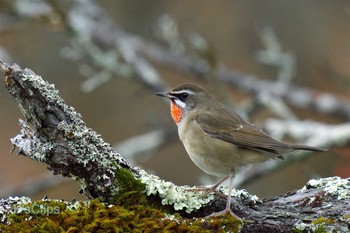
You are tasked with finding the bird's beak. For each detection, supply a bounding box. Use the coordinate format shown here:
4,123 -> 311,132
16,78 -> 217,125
155,92 -> 172,99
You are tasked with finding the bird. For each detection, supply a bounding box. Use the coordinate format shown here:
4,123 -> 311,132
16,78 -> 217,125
156,83 -> 325,220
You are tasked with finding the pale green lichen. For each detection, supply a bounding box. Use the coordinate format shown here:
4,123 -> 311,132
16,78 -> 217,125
299,177 -> 350,200
294,220 -> 324,232
294,217 -> 340,233
293,177 -> 350,232
294,220 -> 308,231
217,185 -> 260,203
0,196 -> 32,223
138,169 -> 214,213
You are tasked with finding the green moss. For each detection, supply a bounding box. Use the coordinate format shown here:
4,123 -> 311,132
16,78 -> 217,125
311,216 -> 336,225
0,199 -> 241,232
293,216 -> 339,233
111,166 -> 167,214
112,166 -> 146,205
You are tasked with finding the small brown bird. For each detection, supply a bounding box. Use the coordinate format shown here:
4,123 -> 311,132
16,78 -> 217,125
156,83 -> 325,220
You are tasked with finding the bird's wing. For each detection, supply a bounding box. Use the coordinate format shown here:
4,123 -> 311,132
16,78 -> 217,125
195,105 -> 292,156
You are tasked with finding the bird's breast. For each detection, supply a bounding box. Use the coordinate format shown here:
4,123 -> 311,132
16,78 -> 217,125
178,117 -> 241,177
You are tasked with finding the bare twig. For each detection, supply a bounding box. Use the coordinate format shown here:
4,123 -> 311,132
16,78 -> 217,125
113,129 -> 176,164
59,1 -> 350,148
265,119 -> 350,148
4,0 -> 350,121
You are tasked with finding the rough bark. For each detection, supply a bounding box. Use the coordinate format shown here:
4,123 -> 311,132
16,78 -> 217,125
1,60 -> 134,202
1,60 -> 349,232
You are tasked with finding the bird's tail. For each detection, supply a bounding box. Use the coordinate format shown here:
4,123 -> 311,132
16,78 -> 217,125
289,144 -> 327,152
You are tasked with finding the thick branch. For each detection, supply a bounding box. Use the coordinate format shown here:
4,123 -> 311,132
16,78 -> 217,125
1,60 -> 133,202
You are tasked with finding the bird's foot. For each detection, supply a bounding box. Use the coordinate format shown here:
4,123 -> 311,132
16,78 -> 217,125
206,208 -> 243,225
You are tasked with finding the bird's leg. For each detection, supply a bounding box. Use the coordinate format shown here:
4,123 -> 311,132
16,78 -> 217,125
206,175 -> 243,223
204,175 -> 230,194
185,175 -> 229,198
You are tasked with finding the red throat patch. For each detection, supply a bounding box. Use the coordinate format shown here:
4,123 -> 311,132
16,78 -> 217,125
170,101 -> 182,125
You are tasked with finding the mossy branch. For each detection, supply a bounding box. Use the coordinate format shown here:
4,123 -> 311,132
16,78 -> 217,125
1,60 -> 350,232
1,60 -> 134,202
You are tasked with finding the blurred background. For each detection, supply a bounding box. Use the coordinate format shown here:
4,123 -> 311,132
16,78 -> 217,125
0,0 -> 349,202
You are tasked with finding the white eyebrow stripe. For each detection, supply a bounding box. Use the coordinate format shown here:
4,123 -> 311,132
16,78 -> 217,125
171,89 -> 195,95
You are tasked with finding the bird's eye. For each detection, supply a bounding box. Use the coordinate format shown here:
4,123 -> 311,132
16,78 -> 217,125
180,92 -> 189,100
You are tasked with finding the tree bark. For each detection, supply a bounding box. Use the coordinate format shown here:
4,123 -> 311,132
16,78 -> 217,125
1,60 -> 349,232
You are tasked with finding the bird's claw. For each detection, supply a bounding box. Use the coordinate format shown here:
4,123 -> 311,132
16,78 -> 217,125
206,208 -> 244,225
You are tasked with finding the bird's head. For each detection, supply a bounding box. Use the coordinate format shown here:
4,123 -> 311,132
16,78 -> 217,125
156,83 -> 212,125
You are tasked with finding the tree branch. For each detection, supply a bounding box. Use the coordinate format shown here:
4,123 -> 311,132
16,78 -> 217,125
2,60 -> 132,202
